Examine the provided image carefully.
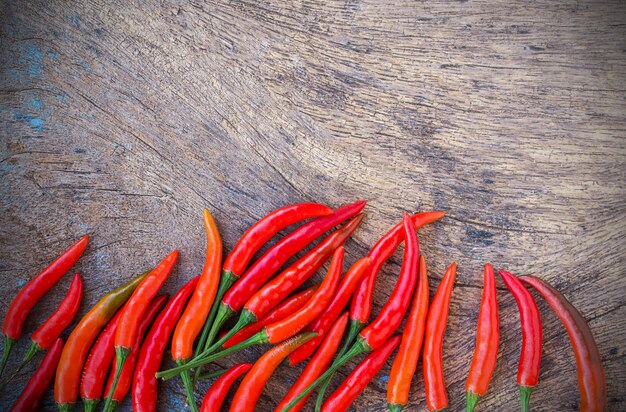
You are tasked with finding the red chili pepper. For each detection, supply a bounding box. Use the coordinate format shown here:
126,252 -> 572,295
204,201 -> 365,354
132,277 -> 199,412
55,272 -> 147,411
276,313 -> 349,412
422,263 -> 457,412
223,285 -> 318,349
103,295 -> 168,412
520,275 -> 606,412
1,235 -> 88,376
321,335 -> 401,412
199,363 -> 252,412
229,332 -> 317,412
466,263 -> 500,412
499,270 -> 542,412
287,257 -> 371,366
9,338 -> 63,412
105,251 -> 178,411
388,255 -> 429,412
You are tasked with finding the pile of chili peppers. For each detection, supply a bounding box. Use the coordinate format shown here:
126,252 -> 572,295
0,201 -> 606,412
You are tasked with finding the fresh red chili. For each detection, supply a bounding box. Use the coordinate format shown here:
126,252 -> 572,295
321,335 -> 401,412
520,275 -> 606,412
287,257 -> 371,366
205,201 -> 365,355
9,338 -> 63,412
499,270 -> 542,412
283,213 -> 420,411
388,255 -> 429,412
1,235 -> 88,376
229,332 -> 317,412
133,277 -> 199,412
55,272 -> 148,411
422,263 -> 457,412
276,313 -> 349,412
103,295 -> 168,412
105,250 -> 178,411
199,363 -> 252,412
466,263 -> 500,412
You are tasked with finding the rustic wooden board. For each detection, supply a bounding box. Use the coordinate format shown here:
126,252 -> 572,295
1,0 -> 624,410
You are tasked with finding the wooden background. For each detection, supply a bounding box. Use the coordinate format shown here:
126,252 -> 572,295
1,0 -> 624,410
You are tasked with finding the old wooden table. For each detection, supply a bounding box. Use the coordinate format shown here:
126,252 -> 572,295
1,0 -> 624,410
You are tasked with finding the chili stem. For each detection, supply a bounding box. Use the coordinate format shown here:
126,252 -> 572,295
466,392 -> 480,412
0,340 -> 42,390
197,368 -> 228,380
103,347 -> 129,412
178,359 -> 198,412
0,337 -> 15,378
83,399 -> 98,412
519,385 -> 532,412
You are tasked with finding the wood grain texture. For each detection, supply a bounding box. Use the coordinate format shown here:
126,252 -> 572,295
1,0 -> 624,410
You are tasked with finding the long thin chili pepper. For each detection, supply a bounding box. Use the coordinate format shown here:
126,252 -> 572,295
196,203 -> 332,361
466,262 -> 500,412
287,257 -> 371,366
103,295 -> 168,412
156,248 -> 342,380
388,255 -> 429,412
1,235 -> 88,377
223,285 -> 318,349
133,277 -> 199,412
199,363 -> 252,412
55,272 -> 148,411
499,270 -> 542,412
1,273 -> 83,389
204,201 -> 365,356
9,338 -> 63,412
520,275 -> 606,412
422,263 -> 457,412
283,213 -> 420,412
104,250 -> 178,411
276,313 -> 349,412
229,332 -> 317,412
321,335 -> 401,412
172,210 -> 222,408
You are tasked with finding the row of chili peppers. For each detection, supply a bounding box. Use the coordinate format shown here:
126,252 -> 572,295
0,201 -> 606,411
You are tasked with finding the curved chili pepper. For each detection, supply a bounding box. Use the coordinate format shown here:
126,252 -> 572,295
1,235 -> 88,377
499,270 -> 542,412
55,272 -> 148,411
287,257 -> 370,366
388,255 -> 429,412
105,250 -> 178,411
199,363 -> 252,412
466,262 -> 500,412
156,249 -> 342,380
520,275 -> 606,412
229,332 -> 317,412
283,213 -> 420,411
276,313 -> 348,412
223,285 -> 318,349
422,263 -> 457,412
321,335 -> 401,412
103,295 -> 168,412
10,338 -> 63,412
204,201 -> 365,355
132,277 -> 199,412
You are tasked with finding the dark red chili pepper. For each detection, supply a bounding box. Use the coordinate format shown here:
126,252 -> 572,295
287,257 -> 371,366
321,335 -> 401,412
204,201 -> 365,355
199,363 -> 252,412
276,313 -> 349,412
229,332 -> 317,412
499,270 -> 542,412
520,275 -> 606,412
388,255 -> 429,412
103,295 -> 168,412
1,235 -> 88,376
422,263 -> 457,412
9,338 -> 63,412
133,277 -> 199,412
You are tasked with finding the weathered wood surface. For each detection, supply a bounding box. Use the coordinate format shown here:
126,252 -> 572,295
1,0 -> 625,410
